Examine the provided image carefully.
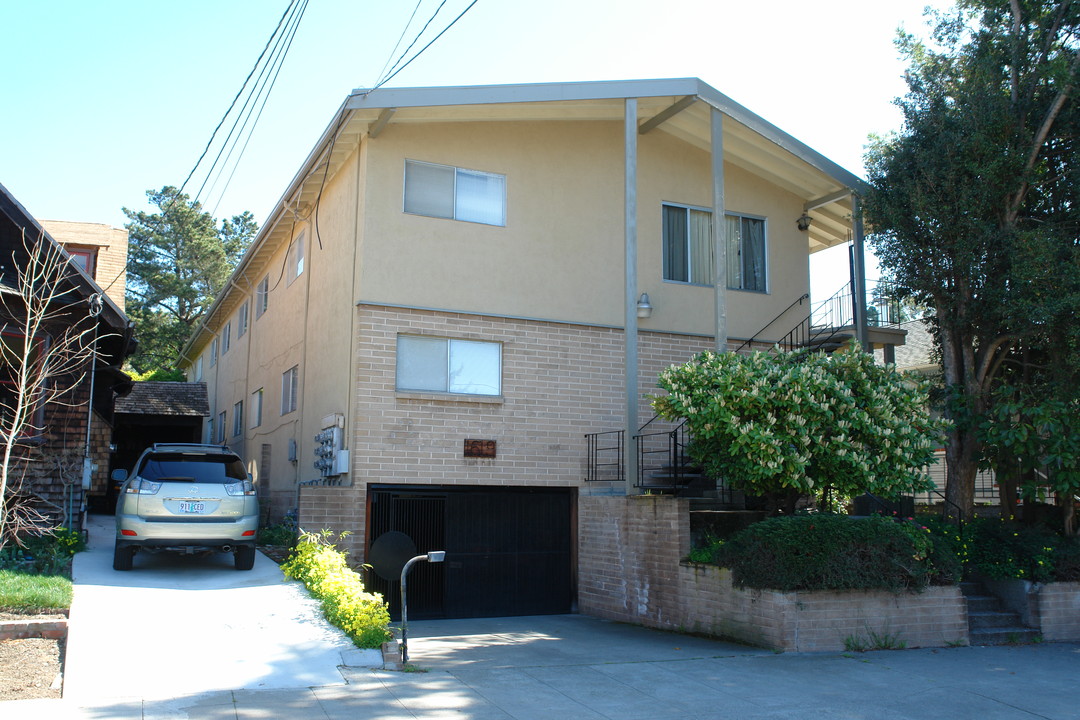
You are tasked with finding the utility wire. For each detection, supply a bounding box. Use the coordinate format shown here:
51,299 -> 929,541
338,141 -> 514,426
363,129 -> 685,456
207,0 -> 309,214
198,0 -> 306,205
172,0 -> 300,208
373,0 -> 425,90
374,0 -> 479,91
376,0 -> 449,89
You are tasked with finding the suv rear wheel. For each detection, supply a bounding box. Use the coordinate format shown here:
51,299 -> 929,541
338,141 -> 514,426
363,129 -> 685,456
234,544 -> 256,571
113,543 -> 135,571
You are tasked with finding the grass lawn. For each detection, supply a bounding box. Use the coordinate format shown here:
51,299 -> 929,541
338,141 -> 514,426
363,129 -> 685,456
0,569 -> 73,611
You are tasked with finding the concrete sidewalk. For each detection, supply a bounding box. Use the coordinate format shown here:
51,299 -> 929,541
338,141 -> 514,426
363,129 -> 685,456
7,611 -> 1080,718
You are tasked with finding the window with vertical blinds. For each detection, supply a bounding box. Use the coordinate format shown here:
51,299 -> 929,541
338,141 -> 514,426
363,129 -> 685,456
404,160 -> 506,226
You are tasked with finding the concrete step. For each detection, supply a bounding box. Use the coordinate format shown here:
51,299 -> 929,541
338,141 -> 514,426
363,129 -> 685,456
959,581 -> 985,596
969,610 -> 1023,630
969,627 -> 1041,646
965,595 -> 1003,613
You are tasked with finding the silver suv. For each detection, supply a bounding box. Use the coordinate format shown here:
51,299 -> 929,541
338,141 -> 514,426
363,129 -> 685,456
112,443 -> 259,571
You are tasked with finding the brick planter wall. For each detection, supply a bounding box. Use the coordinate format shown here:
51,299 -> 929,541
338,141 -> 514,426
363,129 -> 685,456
0,618 -> 67,642
1034,582 -> 1080,642
579,495 -> 970,651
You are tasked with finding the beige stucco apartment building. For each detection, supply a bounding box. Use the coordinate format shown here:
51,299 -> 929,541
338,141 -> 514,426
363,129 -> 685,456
182,78 -> 868,618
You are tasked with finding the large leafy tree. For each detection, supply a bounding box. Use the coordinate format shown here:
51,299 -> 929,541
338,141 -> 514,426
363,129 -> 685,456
123,187 -> 256,374
863,1 -> 1080,523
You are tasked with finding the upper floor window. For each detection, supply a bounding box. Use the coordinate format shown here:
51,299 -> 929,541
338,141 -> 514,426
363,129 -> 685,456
194,355 -> 204,382
256,275 -> 269,318
217,411 -> 226,443
396,335 -> 501,396
287,233 -> 305,286
67,247 -> 97,279
209,337 -> 219,366
232,401 -> 244,437
661,204 -> 767,292
222,321 -> 232,355
725,214 -> 768,292
281,365 -> 299,415
251,388 -> 263,428
237,302 -> 249,338
404,160 -> 506,226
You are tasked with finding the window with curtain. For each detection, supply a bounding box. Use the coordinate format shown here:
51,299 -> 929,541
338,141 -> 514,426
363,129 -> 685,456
663,204 -> 767,291
396,335 -> 501,396
726,214 -> 767,292
404,159 -> 506,226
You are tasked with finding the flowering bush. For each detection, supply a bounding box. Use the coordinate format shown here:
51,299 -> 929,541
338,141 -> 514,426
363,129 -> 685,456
654,343 -> 945,511
281,530 -> 392,649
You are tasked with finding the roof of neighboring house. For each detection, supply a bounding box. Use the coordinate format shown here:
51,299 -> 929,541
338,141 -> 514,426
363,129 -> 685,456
0,182 -> 133,364
115,381 -> 209,417
881,318 -> 937,372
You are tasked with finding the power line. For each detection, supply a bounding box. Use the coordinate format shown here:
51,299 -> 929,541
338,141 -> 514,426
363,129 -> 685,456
170,0 -> 309,217
374,1 -> 479,91
373,0 -> 425,90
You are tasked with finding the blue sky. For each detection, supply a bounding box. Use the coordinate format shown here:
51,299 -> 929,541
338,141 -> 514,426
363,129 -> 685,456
1,0 -> 944,296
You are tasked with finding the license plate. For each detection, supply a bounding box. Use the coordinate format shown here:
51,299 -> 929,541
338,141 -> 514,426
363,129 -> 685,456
178,501 -> 206,514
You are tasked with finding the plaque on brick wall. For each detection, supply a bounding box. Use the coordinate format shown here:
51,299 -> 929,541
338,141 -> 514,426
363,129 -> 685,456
464,439 -> 496,458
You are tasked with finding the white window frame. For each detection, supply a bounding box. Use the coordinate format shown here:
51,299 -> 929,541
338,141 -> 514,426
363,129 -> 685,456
725,212 -> 769,293
403,159 -> 506,226
194,355 -> 203,381
237,301 -> 249,338
251,388 -> 263,428
232,401 -> 243,437
396,335 -> 502,397
281,366 -> 299,415
287,232 -> 305,286
209,337 -> 218,367
222,321 -> 231,355
256,275 -> 269,318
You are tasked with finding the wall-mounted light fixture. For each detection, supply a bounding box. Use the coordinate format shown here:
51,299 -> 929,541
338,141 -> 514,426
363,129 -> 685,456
796,213 -> 813,232
636,293 -> 653,318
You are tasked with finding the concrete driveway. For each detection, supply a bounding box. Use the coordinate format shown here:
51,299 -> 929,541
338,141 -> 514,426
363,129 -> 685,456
62,514 -> 356,703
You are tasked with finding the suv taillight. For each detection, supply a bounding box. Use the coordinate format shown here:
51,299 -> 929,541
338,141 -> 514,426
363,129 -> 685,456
225,480 -> 256,496
125,477 -> 162,495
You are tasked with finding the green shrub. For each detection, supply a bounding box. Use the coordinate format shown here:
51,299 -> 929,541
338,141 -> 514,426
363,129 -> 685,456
280,530 -> 392,649
0,527 -> 85,577
258,521 -> 298,547
962,519 -> 1060,583
1052,537 -> 1080,582
716,514 -> 957,591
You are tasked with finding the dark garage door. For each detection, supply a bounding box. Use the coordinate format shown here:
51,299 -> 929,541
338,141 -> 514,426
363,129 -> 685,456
367,485 -> 574,620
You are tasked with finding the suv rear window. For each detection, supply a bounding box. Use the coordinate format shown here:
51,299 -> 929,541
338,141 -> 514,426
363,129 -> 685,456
137,453 -> 247,483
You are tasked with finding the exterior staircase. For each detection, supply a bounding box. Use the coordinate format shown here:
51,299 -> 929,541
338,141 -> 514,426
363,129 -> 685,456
961,580 -> 1040,645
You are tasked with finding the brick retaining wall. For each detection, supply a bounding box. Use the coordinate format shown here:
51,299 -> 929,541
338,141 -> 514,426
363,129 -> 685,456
1037,582 -> 1080,641
579,494 -> 971,651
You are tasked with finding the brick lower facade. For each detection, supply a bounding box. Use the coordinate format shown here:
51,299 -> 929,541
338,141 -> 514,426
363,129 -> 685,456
298,305 -> 715,563
1037,582 -> 1080,641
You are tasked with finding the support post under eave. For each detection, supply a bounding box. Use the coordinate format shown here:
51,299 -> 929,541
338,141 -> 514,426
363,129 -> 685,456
624,98 -> 639,496
850,194 -> 870,352
712,107 -> 728,352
